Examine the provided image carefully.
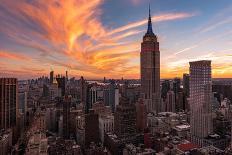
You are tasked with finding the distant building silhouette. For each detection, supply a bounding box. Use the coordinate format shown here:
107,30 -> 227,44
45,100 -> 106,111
56,75 -> 66,96
50,71 -> 54,84
166,90 -> 175,112
183,73 -> 190,111
183,73 -> 190,97
63,95 -> 71,139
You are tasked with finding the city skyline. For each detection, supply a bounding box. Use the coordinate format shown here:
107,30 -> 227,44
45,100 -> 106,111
1,2 -> 232,153
0,0 -> 232,80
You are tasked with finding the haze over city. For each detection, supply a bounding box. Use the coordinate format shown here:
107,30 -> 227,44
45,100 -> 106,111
0,0 -> 231,79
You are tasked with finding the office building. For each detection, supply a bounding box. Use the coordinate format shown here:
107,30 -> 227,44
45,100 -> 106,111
56,75 -> 66,96
114,97 -> 137,138
189,60 -> 213,146
0,78 -> 18,130
135,99 -> 147,132
63,96 -> 71,139
140,6 -> 161,113
85,109 -> 100,147
183,73 -> 190,97
165,90 -> 176,112
50,71 -> 54,84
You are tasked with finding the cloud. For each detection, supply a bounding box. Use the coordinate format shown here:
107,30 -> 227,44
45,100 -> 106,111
169,31 -> 232,58
108,12 -> 195,35
0,50 -> 30,61
199,17 -> 232,33
130,0 -> 143,6
162,51 -> 232,78
196,5 -> 232,34
0,0 -> 199,79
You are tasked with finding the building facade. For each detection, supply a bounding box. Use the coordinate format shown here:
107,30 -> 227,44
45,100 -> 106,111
114,97 -> 136,138
0,78 -> 18,130
189,60 -> 213,146
140,7 -> 161,113
63,96 -> 71,139
99,115 -> 114,143
166,90 -> 175,112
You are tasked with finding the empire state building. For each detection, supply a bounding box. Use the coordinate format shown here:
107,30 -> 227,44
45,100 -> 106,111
140,7 -> 161,113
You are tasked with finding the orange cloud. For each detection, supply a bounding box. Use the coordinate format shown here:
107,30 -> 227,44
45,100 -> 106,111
0,50 -> 30,61
1,0 -> 215,79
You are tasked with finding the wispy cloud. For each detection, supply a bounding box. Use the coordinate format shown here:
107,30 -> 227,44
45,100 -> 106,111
108,12 -> 196,35
130,0 -> 144,6
0,0 -> 196,78
0,50 -> 30,61
196,5 -> 232,34
199,17 -> 232,33
1,0 -> 229,79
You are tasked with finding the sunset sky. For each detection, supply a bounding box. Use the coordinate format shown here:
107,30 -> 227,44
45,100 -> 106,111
0,0 -> 231,79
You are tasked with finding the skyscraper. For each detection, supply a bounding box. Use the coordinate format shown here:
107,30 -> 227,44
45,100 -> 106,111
140,6 -> 161,113
183,73 -> 190,111
63,95 -> 71,139
103,81 -> 119,112
0,78 -> 18,130
56,75 -> 66,96
65,70 -> 68,82
165,90 -> 175,112
50,71 -> 54,84
84,109 -> 100,147
80,76 -> 87,105
135,99 -> 147,132
189,60 -> 213,146
114,97 -> 136,138
183,73 -> 190,97
161,80 -> 170,99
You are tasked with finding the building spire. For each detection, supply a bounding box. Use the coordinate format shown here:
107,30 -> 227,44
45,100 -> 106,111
146,3 -> 154,35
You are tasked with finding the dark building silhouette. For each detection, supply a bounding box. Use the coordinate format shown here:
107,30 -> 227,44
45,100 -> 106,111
212,83 -> 232,102
65,70 -> 68,82
63,95 -> 71,139
79,76 -> 92,113
56,75 -> 66,96
183,73 -> 190,111
105,97 -> 143,155
0,78 -> 18,130
85,85 -> 92,114
103,81 -> 118,112
183,73 -> 190,97
173,78 -> 181,94
161,80 -> 170,99
173,78 -> 181,111
140,6 -> 161,113
136,99 -> 147,132
114,97 -> 136,138
85,109 -> 100,147
80,76 -> 87,103
42,84 -> 49,97
50,70 -> 54,84
0,78 -> 19,144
